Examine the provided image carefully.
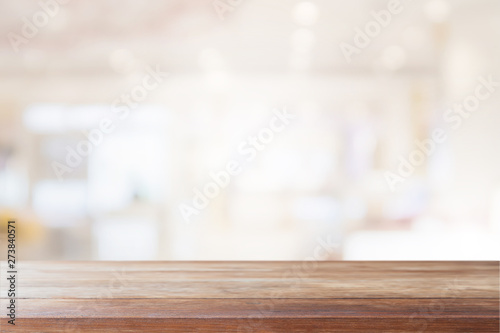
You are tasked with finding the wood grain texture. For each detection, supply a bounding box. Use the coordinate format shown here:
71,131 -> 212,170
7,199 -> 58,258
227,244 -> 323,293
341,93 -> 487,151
0,261 -> 498,332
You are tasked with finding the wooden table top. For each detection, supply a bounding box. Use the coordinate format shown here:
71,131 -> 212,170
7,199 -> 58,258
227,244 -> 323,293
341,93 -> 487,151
1,261 -> 498,332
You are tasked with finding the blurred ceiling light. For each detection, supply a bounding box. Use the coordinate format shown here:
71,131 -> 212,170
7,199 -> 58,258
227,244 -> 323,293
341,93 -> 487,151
108,49 -> 136,74
292,196 -> 339,221
401,26 -> 427,49
290,28 -> 316,53
198,48 -> 225,72
424,0 -> 450,23
24,105 -> 112,132
23,105 -> 65,132
67,105 -> 110,130
292,1 -> 319,26
32,180 -> 87,227
381,45 -> 407,71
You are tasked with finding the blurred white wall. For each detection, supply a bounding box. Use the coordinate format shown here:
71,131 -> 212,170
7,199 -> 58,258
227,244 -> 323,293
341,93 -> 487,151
0,0 -> 499,260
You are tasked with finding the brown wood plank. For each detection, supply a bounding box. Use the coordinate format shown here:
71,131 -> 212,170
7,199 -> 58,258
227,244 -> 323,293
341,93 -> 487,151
12,298 -> 500,318
0,261 -> 498,332
8,318 -> 500,333
2,261 -> 498,298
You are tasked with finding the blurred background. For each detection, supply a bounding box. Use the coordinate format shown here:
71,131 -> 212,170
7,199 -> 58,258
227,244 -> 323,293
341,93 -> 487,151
0,0 -> 499,260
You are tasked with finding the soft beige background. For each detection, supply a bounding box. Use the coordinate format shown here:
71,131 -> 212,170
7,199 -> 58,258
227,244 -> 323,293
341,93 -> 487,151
0,0 -> 499,260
